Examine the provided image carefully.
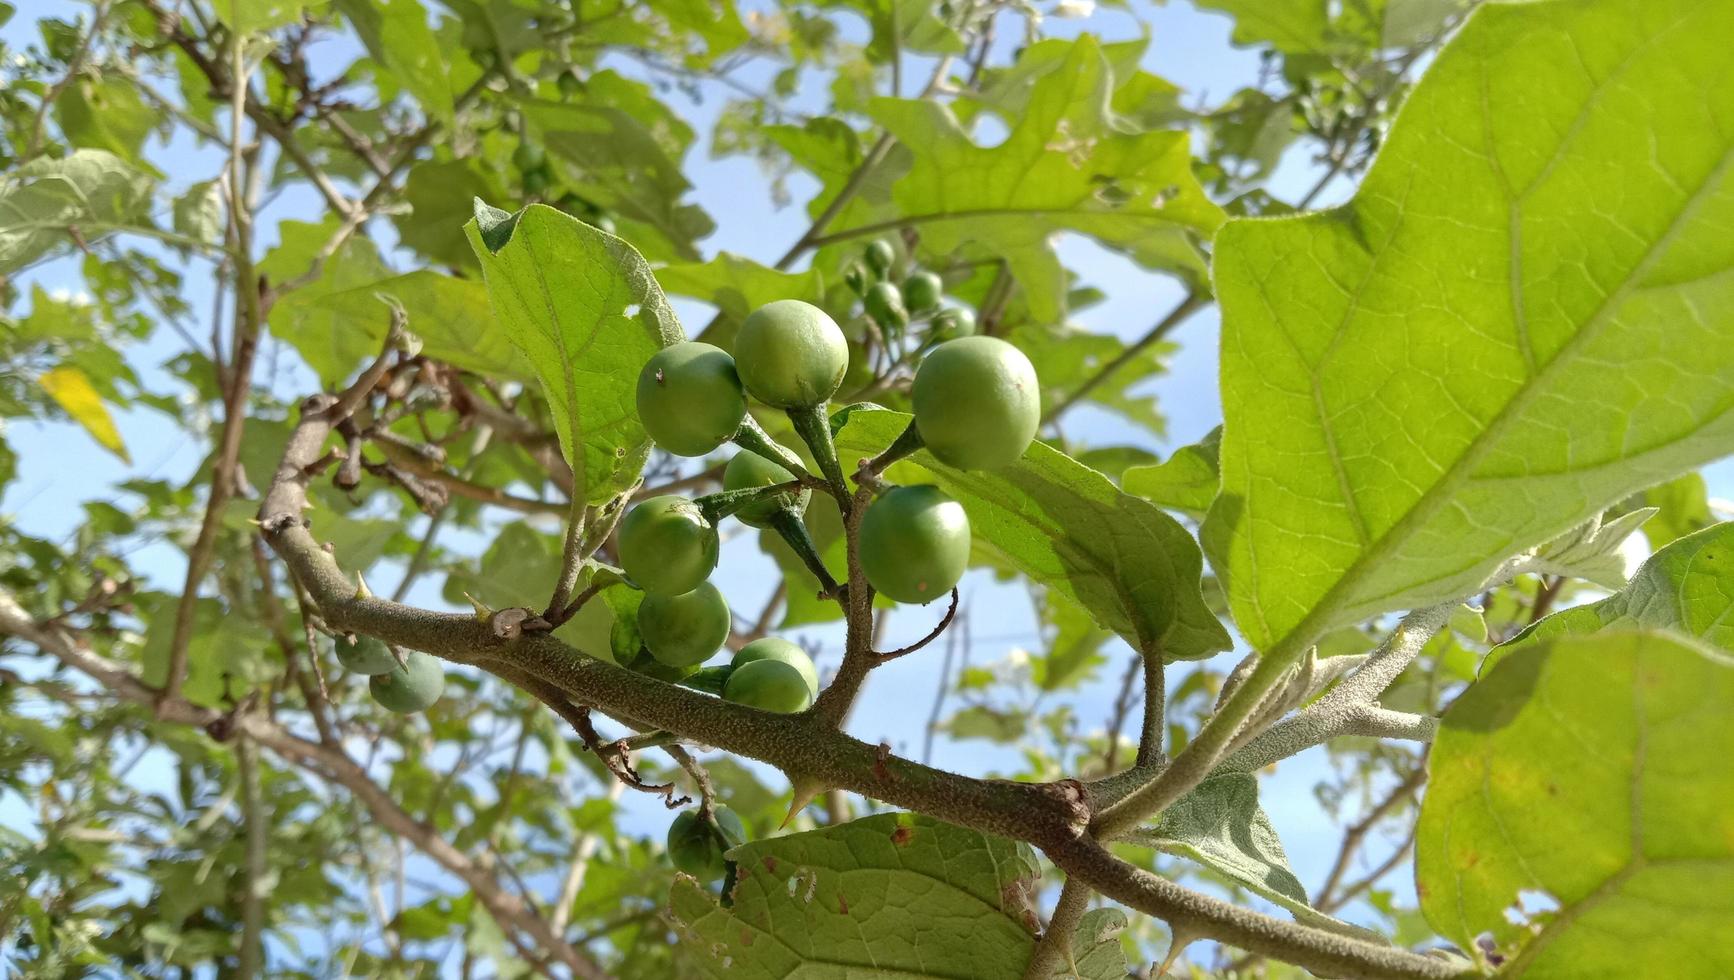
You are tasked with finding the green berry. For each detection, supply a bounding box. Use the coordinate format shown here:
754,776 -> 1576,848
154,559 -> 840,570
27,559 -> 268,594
639,582 -> 732,668
513,143 -> 547,173
902,271 -> 943,313
733,300 -> 849,410
617,495 -> 719,595
928,307 -> 977,342
858,485 -> 971,604
730,636 -> 819,700
723,659 -> 813,713
368,650 -> 445,714
334,634 -> 397,675
666,807 -> 746,881
864,238 -> 896,276
864,281 -> 908,334
722,450 -> 798,528
636,342 -> 748,457
912,336 -> 1040,470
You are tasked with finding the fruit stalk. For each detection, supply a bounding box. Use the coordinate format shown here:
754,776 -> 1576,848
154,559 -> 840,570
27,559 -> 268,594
768,508 -> 842,598
859,417 -> 925,479
694,480 -> 809,525
732,414 -> 813,477
786,404 -> 851,508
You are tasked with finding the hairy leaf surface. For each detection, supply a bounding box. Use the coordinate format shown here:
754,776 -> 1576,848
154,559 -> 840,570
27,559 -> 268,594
1417,631 -> 1734,976
1205,0 -> 1734,652
466,201 -> 684,505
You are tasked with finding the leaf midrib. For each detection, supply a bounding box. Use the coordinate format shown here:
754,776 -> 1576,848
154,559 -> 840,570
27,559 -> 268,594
1265,116 -> 1734,658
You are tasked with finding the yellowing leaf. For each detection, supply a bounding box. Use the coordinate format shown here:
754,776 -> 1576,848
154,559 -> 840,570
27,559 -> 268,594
38,366 -> 129,463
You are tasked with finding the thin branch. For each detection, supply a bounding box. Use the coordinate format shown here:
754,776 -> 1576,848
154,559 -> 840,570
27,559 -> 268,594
236,737 -> 268,978
874,588 -> 960,662
1023,878 -> 1092,979
1042,291 -> 1209,425
1314,766 -> 1426,908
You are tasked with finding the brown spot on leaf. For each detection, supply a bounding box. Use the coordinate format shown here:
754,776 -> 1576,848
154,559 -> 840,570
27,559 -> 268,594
890,825 -> 914,847
761,855 -> 778,875
838,893 -> 849,915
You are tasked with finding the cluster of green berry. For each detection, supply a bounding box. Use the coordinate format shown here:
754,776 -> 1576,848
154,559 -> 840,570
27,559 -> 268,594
512,139 -> 617,233
846,238 -> 976,348
622,294 -> 1039,712
333,634 -> 446,714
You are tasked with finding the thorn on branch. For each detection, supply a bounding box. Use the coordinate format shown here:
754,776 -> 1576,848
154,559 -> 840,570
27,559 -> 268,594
873,588 -> 960,663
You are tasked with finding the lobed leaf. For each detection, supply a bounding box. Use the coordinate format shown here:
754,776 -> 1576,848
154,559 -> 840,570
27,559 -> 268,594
466,201 -> 684,505
1204,0 -> 1734,653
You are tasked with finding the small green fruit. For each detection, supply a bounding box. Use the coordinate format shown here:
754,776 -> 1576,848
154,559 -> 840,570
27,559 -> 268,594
843,261 -> 868,296
369,650 -> 445,714
902,271 -> 943,313
556,70 -> 584,99
722,451 -> 798,528
636,342 -> 748,457
912,336 -> 1040,470
666,807 -> 747,881
730,636 -> 819,700
522,168 -> 551,197
723,659 -> 813,713
864,238 -> 896,276
733,300 -> 849,409
858,485 -> 971,604
513,143 -> 547,173
334,634 -> 397,675
639,582 -> 732,668
928,307 -> 976,342
617,495 -> 719,595
863,281 -> 908,333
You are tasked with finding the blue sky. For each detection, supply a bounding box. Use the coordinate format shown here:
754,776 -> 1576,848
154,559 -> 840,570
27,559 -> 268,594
13,0 -> 1720,969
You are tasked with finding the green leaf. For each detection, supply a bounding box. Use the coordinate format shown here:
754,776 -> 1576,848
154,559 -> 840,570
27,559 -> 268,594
0,150 -> 155,274
260,216 -> 392,356
37,366 -> 127,463
215,0 -> 324,33
1416,630 -> 1734,975
656,252 -> 825,334
857,36 -> 1223,321
669,813 -> 1051,978
338,0 -> 453,127
276,271 -> 529,386
1131,773 -> 1362,936
835,407 -> 1229,661
1123,426 -> 1221,518
54,76 -> 160,168
1204,0 -> 1734,654
170,180 -> 223,249
1499,521 -> 1734,662
1052,907 -> 1130,979
1524,507 -> 1655,590
1641,472 -> 1716,549
392,160 -> 495,269
465,201 -> 684,505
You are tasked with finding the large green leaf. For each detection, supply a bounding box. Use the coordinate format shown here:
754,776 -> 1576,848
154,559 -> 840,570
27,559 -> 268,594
1499,522 -> 1734,661
657,252 -> 826,334
834,408 -> 1229,661
274,271 -> 529,386
856,36 -> 1223,321
466,201 -> 683,505
1203,0 -> 1734,653
1416,630 -> 1734,975
669,813 -> 1070,978
0,150 -> 154,274
338,0 -> 453,126
1123,427 -> 1221,519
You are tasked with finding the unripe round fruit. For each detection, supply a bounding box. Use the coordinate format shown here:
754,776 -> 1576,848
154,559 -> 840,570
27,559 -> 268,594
369,650 -> 445,714
929,307 -> 976,342
722,451 -> 797,528
858,485 -> 971,604
522,168 -> 551,197
912,337 -> 1040,470
636,342 -> 747,457
733,300 -> 849,409
666,807 -> 746,881
902,270 -> 943,313
557,70 -> 584,99
335,634 -> 397,675
864,238 -> 896,276
843,261 -> 868,296
617,495 -> 719,595
723,659 -> 813,713
864,282 -> 908,333
730,637 -> 819,700
639,582 -> 732,668
513,143 -> 547,173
